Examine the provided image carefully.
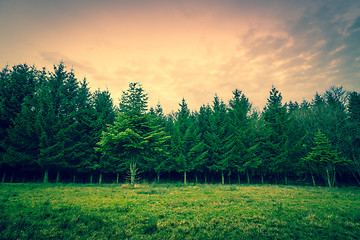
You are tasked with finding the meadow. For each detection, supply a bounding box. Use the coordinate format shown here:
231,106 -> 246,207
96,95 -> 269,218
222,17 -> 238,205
0,183 -> 359,240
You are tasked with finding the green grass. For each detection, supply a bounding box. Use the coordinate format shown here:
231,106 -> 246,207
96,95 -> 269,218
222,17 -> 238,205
0,183 -> 359,239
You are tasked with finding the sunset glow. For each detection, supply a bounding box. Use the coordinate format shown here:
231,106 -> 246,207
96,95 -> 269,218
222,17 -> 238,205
1,0 -> 359,112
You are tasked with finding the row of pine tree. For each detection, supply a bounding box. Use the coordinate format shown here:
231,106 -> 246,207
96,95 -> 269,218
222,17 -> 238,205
1,63 -> 359,187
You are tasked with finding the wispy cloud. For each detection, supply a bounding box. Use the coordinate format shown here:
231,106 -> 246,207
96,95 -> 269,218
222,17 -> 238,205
203,0 -> 360,108
0,0 -> 359,113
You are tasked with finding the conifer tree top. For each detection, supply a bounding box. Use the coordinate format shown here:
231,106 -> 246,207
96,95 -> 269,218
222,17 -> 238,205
119,82 -> 148,115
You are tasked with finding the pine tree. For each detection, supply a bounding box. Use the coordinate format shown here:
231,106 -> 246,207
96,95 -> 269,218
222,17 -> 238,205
302,130 -> 345,187
119,82 -> 148,114
286,101 -> 308,182
147,103 -> 170,183
68,79 -> 98,183
245,112 -> 271,184
90,89 -> 116,183
4,98 -> 39,173
36,63 -> 80,182
324,87 -> 347,153
183,118 -> 200,182
303,87 -> 348,185
263,86 -> 292,184
193,105 -> 212,183
0,64 -> 39,180
170,98 -> 193,184
207,95 -> 228,184
224,89 -> 252,184
97,112 -> 169,185
346,91 -> 360,185
97,82 -> 168,185
36,86 -> 65,183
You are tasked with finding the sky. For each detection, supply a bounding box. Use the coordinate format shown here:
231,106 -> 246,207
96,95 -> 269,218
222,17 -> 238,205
0,0 -> 359,113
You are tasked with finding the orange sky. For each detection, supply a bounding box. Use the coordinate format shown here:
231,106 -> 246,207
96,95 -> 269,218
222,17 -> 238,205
1,0 -> 359,113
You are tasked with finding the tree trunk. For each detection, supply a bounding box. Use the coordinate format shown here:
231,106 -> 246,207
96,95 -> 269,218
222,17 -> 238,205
246,170 -> 250,184
73,174 -> 76,184
261,173 -> 264,185
143,172 -> 147,182
311,173 -> 316,187
56,170 -> 60,183
184,171 -> 187,185
99,173 -> 102,184
10,172 -> 14,183
350,169 -> 360,186
2,172 -> 6,183
204,174 -> 207,184
284,173 -> 288,185
195,173 -> 198,184
326,167 -> 332,188
221,171 -> 224,185
43,169 -> 49,183
90,174 -> 93,184
116,173 -> 119,184
129,161 -> 137,185
237,172 -> 241,184
228,171 -> 231,185
332,166 -> 336,188
157,172 -> 160,183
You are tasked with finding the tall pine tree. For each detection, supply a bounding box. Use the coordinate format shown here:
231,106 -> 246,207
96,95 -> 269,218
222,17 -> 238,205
170,98 -> 194,184
36,63 -> 80,183
263,86 -> 292,184
207,95 -> 228,184
346,91 -> 360,185
224,89 -> 252,184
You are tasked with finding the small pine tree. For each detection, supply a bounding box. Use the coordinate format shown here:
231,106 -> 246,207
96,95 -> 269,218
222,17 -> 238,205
302,130 -> 345,188
97,82 -> 168,185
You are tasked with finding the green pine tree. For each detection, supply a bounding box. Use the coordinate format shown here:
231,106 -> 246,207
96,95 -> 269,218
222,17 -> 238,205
0,64 -> 39,181
245,112 -> 270,184
195,105 -> 212,183
224,89 -> 252,184
347,92 -> 360,185
97,82 -> 168,185
148,103 -> 170,183
302,130 -> 345,188
36,63 -> 80,183
263,86 -> 292,184
170,98 -> 193,184
89,89 -> 116,183
207,95 -> 228,184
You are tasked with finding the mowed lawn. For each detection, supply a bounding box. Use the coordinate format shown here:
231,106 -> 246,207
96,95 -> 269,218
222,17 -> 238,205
0,183 -> 359,240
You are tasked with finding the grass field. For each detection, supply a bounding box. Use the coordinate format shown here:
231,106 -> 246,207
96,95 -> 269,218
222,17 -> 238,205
0,183 -> 359,240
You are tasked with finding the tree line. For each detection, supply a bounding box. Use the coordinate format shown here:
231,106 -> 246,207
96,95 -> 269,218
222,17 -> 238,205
1,63 -> 359,187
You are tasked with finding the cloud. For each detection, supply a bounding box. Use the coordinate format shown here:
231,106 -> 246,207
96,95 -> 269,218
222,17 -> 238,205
39,51 -> 96,75
210,0 -> 360,108
108,0 -> 360,113
1,0 -> 359,114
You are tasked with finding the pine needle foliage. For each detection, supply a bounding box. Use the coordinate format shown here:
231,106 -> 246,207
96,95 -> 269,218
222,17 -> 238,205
302,130 -> 345,187
97,82 -> 169,185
